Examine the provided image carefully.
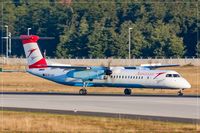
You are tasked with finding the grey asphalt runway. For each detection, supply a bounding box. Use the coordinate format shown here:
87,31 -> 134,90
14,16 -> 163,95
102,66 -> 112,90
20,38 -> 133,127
1,91 -> 199,97
1,93 -> 200,122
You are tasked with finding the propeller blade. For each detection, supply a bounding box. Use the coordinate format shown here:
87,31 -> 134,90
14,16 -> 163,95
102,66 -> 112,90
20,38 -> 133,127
105,58 -> 113,75
107,58 -> 112,68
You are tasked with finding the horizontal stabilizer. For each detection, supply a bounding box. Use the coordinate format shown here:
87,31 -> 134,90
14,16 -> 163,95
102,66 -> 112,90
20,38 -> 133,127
0,69 -> 26,73
2,36 -> 54,40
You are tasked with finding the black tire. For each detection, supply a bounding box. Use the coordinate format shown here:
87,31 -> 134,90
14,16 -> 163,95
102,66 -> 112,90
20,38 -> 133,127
83,89 -> 87,95
79,89 -> 87,95
124,89 -> 131,95
79,89 -> 83,95
178,93 -> 183,96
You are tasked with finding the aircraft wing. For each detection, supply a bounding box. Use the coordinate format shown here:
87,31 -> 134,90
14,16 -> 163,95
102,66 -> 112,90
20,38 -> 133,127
125,64 -> 180,70
45,64 -> 179,70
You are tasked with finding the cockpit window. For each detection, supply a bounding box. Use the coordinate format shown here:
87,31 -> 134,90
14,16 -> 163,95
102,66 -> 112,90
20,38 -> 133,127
166,74 -> 180,78
173,74 -> 180,77
166,74 -> 172,77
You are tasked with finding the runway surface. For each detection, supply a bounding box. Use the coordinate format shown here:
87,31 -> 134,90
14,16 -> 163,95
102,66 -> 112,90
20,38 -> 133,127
1,93 -> 200,122
1,91 -> 199,97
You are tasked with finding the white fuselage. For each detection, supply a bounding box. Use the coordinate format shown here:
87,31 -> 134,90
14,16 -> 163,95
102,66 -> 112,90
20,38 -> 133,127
28,67 -> 191,90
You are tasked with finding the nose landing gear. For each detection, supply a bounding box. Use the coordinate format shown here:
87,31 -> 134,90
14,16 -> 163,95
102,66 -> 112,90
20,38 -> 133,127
178,89 -> 184,96
124,88 -> 132,95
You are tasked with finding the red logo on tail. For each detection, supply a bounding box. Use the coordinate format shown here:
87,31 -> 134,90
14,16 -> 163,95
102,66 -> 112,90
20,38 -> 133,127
28,48 -> 37,57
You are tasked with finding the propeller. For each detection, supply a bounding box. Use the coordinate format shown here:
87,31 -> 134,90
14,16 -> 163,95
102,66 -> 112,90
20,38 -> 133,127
102,59 -> 113,76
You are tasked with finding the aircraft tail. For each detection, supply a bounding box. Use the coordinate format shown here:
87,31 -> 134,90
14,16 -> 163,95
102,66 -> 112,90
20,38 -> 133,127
20,35 -> 47,69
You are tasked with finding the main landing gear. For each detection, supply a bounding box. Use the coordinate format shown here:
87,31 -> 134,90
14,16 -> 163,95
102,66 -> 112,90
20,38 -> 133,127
79,82 -> 88,95
178,89 -> 184,96
79,88 -> 87,95
124,88 -> 132,95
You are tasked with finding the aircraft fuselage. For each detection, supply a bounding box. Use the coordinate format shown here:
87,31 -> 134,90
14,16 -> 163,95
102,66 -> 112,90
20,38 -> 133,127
28,68 -> 191,89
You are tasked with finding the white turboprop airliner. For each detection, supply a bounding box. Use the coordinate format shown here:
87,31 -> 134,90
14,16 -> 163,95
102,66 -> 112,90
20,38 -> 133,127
20,35 -> 191,96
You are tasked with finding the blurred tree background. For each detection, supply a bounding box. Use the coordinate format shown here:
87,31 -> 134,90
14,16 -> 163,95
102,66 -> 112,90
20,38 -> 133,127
0,0 -> 199,58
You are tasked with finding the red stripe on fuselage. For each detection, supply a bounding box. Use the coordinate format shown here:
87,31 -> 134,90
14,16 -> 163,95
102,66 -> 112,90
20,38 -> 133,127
154,72 -> 165,79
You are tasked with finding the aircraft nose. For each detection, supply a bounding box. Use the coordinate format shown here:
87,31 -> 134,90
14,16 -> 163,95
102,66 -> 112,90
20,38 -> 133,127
183,79 -> 191,89
186,82 -> 191,88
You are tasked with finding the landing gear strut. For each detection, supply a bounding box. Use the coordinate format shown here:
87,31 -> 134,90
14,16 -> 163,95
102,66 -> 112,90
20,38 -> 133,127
178,89 -> 184,96
79,82 -> 88,95
124,88 -> 132,95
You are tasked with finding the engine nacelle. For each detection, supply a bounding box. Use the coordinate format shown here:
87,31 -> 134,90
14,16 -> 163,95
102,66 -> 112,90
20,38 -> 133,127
66,70 -> 104,80
105,69 -> 112,75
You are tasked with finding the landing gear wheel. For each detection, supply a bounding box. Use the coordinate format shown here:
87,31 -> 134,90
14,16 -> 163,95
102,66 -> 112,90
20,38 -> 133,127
124,88 -> 132,95
178,93 -> 183,96
79,88 -> 87,95
178,89 -> 184,96
178,92 -> 183,96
